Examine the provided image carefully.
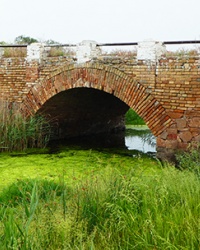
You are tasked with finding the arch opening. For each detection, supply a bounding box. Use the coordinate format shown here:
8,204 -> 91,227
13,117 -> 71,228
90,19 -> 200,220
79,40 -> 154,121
37,87 -> 129,144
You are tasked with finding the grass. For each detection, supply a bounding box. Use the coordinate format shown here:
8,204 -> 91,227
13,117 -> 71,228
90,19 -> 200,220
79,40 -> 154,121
165,47 -> 200,57
3,47 -> 27,57
102,49 -> 137,58
47,47 -> 75,57
0,147 -> 199,249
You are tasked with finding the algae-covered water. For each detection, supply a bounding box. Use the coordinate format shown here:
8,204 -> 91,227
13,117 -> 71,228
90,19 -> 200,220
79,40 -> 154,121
0,126 -> 154,190
0,126 -> 157,191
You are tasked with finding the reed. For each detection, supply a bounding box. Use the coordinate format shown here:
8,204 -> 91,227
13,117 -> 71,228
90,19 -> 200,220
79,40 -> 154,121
0,101 -> 51,152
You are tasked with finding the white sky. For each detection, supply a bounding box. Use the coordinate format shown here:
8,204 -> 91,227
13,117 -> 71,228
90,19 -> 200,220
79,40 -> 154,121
1,0 -> 200,46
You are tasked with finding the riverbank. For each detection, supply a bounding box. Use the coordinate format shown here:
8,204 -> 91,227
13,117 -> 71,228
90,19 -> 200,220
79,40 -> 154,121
0,147 -> 199,249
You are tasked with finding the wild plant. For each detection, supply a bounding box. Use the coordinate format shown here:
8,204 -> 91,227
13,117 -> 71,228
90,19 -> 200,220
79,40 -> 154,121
0,101 -> 51,152
176,143 -> 200,178
3,47 -> 27,57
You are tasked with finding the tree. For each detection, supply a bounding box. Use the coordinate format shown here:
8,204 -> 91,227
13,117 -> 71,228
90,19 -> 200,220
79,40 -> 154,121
45,39 -> 60,45
0,41 -> 7,45
14,35 -> 38,45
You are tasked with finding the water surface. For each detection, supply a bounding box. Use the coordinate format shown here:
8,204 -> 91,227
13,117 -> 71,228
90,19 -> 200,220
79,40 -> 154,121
125,125 -> 156,153
49,125 -> 156,156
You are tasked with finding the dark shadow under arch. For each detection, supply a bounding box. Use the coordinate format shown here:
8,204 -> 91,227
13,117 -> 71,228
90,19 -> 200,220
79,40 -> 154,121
37,87 -> 129,140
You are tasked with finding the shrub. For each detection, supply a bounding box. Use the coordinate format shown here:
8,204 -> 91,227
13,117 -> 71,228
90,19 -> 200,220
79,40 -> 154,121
125,108 -> 145,125
176,143 -> 200,178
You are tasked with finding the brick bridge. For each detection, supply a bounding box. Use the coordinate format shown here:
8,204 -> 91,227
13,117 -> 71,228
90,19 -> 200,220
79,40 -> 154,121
0,40 -> 200,160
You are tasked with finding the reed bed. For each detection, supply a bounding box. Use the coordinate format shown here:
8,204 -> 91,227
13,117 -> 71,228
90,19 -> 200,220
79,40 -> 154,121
0,101 -> 51,152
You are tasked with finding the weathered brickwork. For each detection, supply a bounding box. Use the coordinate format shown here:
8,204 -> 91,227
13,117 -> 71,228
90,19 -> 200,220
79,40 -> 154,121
0,58 -> 26,102
0,43 -> 200,160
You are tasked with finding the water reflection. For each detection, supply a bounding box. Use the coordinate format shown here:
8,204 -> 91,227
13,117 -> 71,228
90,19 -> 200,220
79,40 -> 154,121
125,125 -> 156,153
49,125 -> 156,155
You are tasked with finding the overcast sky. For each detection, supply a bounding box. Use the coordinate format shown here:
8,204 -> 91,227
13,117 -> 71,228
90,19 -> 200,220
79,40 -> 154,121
1,0 -> 200,46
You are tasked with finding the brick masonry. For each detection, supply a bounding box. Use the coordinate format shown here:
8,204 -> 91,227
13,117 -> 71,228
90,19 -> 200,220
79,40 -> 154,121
0,43 -> 200,160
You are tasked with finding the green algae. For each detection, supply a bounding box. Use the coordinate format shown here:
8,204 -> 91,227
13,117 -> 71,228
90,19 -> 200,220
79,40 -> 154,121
0,147 -> 158,192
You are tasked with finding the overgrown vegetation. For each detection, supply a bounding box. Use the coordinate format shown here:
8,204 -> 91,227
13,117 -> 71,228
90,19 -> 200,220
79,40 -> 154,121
47,47 -> 75,57
3,47 -> 27,57
0,102 -> 51,152
125,108 -> 145,125
176,143 -> 200,178
0,149 -> 199,249
102,49 -> 137,58
166,47 -> 200,57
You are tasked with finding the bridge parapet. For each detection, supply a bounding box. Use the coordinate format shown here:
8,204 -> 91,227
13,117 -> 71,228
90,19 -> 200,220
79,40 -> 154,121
0,40 -> 167,63
25,40 -> 166,63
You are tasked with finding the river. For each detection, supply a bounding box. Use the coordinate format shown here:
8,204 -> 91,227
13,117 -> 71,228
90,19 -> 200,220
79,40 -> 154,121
125,125 -> 156,153
49,125 -> 156,156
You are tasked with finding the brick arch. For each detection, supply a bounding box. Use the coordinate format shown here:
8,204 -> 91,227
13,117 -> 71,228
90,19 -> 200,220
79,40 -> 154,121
21,63 -> 173,137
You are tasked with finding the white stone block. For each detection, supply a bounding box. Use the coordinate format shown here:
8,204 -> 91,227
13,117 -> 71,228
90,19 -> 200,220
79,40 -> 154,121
27,43 -> 45,62
137,41 -> 166,61
76,40 -> 101,63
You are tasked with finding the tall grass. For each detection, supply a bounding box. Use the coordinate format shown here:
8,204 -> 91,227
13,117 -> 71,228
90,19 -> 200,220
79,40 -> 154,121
0,165 -> 199,249
3,47 -> 27,57
47,47 -> 75,57
102,49 -> 137,58
0,101 -> 51,152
